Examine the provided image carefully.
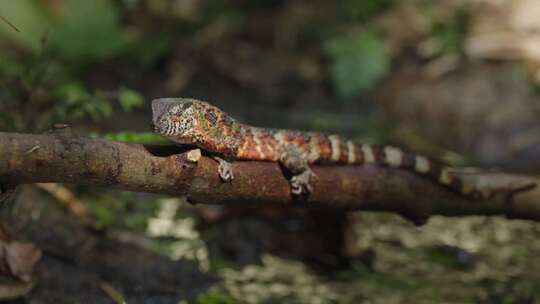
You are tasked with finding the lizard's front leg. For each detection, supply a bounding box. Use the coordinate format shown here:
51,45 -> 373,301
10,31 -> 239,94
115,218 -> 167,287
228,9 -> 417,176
279,146 -> 315,195
213,156 -> 234,182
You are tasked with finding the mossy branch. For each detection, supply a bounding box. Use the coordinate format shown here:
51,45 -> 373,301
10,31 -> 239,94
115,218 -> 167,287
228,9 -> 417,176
0,131 -> 538,224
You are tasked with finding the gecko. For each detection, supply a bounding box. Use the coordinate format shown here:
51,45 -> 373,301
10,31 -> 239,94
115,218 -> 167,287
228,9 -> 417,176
152,97 -> 485,199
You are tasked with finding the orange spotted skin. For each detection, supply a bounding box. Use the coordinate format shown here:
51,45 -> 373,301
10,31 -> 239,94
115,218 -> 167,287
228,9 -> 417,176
238,130 -> 474,197
152,98 -> 483,199
236,129 -> 331,162
236,129 -> 360,164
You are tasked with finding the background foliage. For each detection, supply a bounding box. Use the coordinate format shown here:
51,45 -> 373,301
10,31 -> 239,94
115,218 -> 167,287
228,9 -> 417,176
2,0 -> 540,302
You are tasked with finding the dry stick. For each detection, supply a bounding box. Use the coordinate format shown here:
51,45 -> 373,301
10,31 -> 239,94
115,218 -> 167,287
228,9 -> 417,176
0,132 -> 538,224
35,183 -> 90,220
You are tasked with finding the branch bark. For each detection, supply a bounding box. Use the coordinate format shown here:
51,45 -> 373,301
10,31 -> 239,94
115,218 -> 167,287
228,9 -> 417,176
0,131 -> 538,224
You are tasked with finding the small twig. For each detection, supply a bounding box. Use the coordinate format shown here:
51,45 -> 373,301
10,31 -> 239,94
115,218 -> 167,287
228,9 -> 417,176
0,15 -> 19,32
100,282 -> 126,304
25,145 -> 40,154
35,183 -> 90,221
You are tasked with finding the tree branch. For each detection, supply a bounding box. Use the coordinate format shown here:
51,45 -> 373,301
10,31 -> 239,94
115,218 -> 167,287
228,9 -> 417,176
0,131 -> 538,224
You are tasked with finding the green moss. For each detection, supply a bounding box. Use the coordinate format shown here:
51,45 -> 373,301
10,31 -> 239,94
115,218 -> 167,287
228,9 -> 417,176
189,292 -> 235,304
83,191 -> 159,230
90,132 -> 166,144
430,5 -> 470,54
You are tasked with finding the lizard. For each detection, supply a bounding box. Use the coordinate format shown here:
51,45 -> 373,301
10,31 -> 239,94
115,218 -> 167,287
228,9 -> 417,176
151,97 -> 486,199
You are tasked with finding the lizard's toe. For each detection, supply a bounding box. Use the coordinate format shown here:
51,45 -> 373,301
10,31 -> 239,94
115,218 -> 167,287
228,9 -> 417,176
290,170 -> 313,195
216,158 -> 234,182
290,178 -> 303,195
220,169 -> 233,181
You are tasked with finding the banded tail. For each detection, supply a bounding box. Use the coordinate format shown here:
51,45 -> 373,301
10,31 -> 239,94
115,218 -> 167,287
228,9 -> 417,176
235,129 -> 482,199
323,136 -> 482,199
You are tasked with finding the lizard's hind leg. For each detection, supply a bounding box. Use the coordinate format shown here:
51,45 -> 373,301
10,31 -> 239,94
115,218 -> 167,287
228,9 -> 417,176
279,146 -> 315,195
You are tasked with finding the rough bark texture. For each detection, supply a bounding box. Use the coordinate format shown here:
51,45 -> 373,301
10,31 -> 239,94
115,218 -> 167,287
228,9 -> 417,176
0,131 -> 538,224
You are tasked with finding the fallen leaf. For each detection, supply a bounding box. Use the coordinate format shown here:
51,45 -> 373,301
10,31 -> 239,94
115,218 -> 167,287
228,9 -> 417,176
0,241 -> 42,282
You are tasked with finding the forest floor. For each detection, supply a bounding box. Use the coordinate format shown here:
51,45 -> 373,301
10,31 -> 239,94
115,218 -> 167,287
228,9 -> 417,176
2,0 -> 540,303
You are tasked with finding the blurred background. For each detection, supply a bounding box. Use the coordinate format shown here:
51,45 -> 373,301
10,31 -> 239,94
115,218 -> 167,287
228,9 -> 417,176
2,0 -> 540,303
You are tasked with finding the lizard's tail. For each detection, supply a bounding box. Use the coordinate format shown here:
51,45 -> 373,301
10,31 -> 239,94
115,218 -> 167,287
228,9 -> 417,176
351,143 -> 484,199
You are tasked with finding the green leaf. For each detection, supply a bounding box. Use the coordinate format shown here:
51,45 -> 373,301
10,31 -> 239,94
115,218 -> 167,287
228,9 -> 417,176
55,82 -> 87,102
50,82 -> 114,122
117,87 -> 144,112
431,7 -> 469,54
0,112 -> 16,131
341,0 -> 395,22
47,0 -> 127,60
324,31 -> 390,99
83,95 -> 113,121
0,0 -> 127,59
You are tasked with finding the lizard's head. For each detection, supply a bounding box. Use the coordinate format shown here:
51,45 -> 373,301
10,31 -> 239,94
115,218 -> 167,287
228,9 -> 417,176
152,98 -> 227,146
152,98 -> 202,142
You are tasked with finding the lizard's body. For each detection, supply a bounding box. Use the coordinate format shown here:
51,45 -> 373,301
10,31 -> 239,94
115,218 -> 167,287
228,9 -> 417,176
152,98 -> 483,199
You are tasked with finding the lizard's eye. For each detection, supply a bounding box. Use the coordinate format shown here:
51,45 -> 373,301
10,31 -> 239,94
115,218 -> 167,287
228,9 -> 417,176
179,117 -> 192,130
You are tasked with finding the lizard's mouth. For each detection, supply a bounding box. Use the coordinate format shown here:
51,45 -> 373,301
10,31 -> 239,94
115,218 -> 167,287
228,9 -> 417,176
152,118 -> 174,136
151,122 -> 168,135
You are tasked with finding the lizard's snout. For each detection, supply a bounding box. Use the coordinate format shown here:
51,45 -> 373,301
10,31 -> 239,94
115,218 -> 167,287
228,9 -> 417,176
150,122 -> 159,133
151,122 -> 166,135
